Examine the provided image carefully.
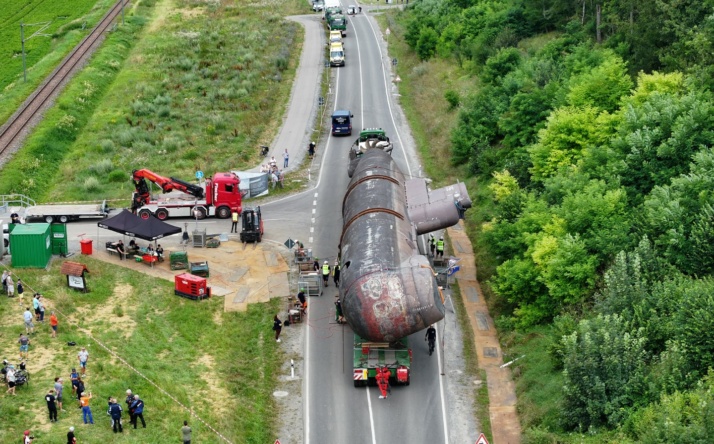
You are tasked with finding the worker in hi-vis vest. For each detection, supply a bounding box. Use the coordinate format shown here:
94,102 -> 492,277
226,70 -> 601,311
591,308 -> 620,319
436,237 -> 445,258
231,209 -> 239,233
322,261 -> 331,287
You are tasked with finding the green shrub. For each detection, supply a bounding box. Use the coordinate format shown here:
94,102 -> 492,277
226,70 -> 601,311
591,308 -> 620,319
416,27 -> 438,61
561,314 -> 649,430
82,176 -> 101,192
99,138 -> 115,152
88,158 -> 114,176
107,169 -> 127,183
116,129 -> 135,146
444,89 -> 461,110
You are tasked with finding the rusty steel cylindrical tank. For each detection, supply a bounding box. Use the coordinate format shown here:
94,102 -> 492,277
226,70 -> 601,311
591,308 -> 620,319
340,149 -> 445,342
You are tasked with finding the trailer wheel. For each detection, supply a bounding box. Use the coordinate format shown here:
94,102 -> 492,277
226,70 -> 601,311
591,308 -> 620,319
216,206 -> 231,219
44,216 -> 54,223
155,209 -> 169,220
138,209 -> 152,220
353,380 -> 367,388
58,215 -> 69,223
3,239 -> 8,248
257,233 -> 262,243
192,207 -> 207,220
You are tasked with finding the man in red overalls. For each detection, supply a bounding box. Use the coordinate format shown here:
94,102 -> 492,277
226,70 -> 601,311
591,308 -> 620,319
375,367 -> 391,399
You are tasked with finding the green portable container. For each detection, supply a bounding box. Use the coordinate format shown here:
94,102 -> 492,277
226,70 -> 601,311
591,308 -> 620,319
10,223 -> 52,268
50,224 -> 68,256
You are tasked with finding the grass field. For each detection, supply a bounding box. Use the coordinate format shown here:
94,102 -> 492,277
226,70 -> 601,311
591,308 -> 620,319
0,0 -> 309,203
0,0 -> 116,124
0,257 -> 283,443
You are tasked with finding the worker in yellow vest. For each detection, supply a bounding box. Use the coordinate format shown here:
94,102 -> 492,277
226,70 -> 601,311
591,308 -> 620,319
322,261 -> 331,287
436,237 -> 445,258
231,208 -> 239,233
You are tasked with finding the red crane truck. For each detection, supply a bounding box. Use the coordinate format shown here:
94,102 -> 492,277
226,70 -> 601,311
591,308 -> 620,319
131,169 -> 242,220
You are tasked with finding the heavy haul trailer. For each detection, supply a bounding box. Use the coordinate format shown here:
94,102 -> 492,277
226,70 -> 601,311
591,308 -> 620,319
352,335 -> 412,388
24,201 -> 108,223
1,194 -> 108,223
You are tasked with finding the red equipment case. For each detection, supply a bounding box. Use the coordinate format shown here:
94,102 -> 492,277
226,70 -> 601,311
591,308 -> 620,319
174,273 -> 211,301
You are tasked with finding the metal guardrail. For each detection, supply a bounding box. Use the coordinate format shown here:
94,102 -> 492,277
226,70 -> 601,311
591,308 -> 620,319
0,194 -> 37,210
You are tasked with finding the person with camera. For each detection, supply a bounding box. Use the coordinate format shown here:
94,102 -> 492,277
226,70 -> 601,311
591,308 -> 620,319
79,391 -> 94,424
23,430 -> 34,443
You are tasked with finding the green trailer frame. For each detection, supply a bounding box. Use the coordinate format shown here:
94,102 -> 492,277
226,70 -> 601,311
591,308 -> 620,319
353,335 -> 412,387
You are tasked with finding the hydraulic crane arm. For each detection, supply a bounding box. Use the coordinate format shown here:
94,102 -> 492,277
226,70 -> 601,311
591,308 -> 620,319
132,169 -> 205,203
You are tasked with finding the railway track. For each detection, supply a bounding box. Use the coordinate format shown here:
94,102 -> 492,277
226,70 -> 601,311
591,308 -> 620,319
0,0 -> 128,162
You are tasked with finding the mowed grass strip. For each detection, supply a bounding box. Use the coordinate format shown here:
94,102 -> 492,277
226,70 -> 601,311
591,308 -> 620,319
0,257 -> 283,443
0,0 -> 115,124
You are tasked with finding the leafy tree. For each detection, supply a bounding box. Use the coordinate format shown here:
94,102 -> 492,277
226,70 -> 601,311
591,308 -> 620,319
630,373 -> 714,444
481,47 -> 522,85
416,27 -> 439,61
643,148 -> 714,274
499,83 -> 559,149
451,85 -> 509,166
556,179 -> 632,259
531,232 -> 598,306
561,314 -> 649,430
674,278 -> 714,375
566,53 -> 633,112
528,106 -> 618,182
491,257 -> 552,327
613,90 -> 714,199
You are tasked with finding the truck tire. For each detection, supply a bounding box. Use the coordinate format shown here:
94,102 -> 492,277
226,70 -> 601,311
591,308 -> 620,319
58,215 -> 69,223
353,379 -> 367,388
257,233 -> 262,242
192,207 -> 207,220
3,239 -> 8,248
44,216 -> 54,223
138,209 -> 152,220
155,209 -> 169,220
216,206 -> 231,219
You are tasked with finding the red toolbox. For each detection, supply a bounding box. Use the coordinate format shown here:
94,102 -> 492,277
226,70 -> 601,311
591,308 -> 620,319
174,273 -> 211,301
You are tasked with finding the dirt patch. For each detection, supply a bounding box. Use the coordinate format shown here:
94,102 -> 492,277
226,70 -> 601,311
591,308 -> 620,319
76,283 -> 137,339
195,353 -> 233,416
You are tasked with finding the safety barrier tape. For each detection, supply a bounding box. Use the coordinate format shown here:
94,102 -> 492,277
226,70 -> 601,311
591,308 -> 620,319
0,264 -> 235,444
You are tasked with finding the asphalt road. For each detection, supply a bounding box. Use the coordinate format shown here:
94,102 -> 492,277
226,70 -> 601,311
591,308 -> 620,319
297,7 -> 452,444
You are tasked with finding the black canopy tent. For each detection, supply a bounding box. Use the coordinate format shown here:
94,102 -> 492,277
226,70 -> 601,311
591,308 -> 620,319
98,210 -> 181,241
97,210 -> 182,264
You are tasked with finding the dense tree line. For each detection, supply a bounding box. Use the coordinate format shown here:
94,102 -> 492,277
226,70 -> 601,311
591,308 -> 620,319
399,0 -> 714,439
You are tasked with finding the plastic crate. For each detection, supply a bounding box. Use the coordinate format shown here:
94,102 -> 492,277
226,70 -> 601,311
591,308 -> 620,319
170,251 -> 188,270
189,261 -> 209,278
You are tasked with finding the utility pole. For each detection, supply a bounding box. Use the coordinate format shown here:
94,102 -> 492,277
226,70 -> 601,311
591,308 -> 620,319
20,21 -> 51,82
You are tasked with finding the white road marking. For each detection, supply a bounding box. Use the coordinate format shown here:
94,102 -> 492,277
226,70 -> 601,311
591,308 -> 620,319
366,387 -> 378,444
310,227 -> 314,233
312,208 -> 316,214
313,200 -> 317,206
365,15 -> 413,177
